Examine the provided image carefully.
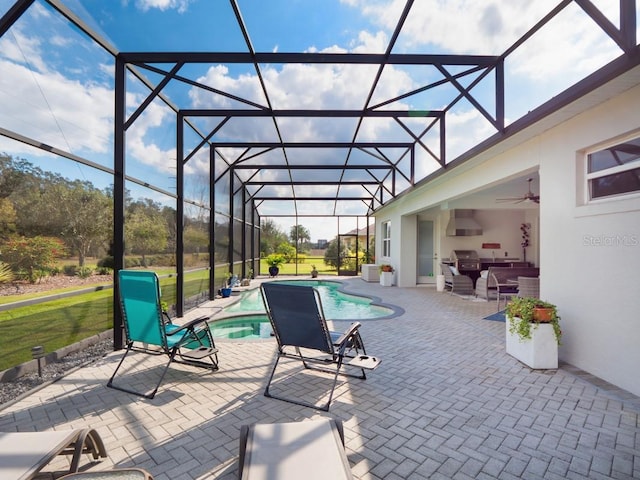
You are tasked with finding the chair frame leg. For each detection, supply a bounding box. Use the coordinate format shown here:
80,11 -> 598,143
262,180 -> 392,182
263,347 -> 365,411
107,326 -> 219,399
107,343 -> 179,399
65,428 -> 108,472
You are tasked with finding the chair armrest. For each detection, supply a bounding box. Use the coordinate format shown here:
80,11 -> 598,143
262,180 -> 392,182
334,322 -> 362,347
169,315 -> 211,335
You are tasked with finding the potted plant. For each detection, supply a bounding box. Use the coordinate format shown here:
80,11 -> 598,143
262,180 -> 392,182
379,264 -> 394,286
505,297 -> 561,369
220,272 -> 233,297
310,265 -> 318,278
266,254 -> 285,277
240,268 -> 254,286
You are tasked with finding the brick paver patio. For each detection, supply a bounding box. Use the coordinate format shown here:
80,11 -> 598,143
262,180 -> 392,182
1,278 -> 638,479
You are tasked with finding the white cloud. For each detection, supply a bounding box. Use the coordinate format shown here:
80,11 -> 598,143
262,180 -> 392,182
50,35 -> 73,48
351,30 -> 388,53
188,33 -> 416,150
507,4 -> 620,81
445,108 -> 495,159
135,0 -> 193,14
344,0 -> 622,79
0,27 -> 48,73
0,59 -> 113,155
344,0 -> 558,54
125,94 -> 177,174
2,0 -> 628,211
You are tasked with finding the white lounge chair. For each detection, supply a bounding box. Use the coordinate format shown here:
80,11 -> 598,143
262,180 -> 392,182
238,419 -> 352,480
60,468 -> 154,479
0,428 -> 107,479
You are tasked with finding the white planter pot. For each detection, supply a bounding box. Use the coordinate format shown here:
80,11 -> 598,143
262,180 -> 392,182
436,274 -> 445,292
506,316 -> 558,369
380,271 -> 394,286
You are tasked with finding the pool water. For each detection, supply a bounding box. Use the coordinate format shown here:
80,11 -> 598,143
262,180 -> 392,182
210,314 -> 272,340
210,280 -> 392,340
223,280 -> 390,318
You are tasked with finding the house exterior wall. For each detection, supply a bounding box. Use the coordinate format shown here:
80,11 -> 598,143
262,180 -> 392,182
538,84 -> 640,397
375,82 -> 640,396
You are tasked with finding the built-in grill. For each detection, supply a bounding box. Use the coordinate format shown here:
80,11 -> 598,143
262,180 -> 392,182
450,250 -> 481,271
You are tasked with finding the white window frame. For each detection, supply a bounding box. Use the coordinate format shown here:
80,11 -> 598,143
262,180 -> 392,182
585,134 -> 640,203
381,221 -> 391,257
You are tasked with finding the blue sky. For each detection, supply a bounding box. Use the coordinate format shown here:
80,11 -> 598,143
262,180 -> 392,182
0,0 -> 634,239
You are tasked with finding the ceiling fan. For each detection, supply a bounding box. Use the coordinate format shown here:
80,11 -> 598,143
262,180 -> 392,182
496,178 -> 540,204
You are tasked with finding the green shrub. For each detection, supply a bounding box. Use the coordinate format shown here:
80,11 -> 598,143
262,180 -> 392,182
124,257 -> 140,268
0,262 -> 14,284
265,254 -> 286,267
63,264 -> 77,276
77,266 -> 94,278
275,242 -> 296,262
49,266 -> 62,276
1,235 -> 66,283
97,256 -> 114,269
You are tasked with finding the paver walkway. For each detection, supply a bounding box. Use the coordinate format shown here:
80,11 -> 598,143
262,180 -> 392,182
1,278 -> 638,480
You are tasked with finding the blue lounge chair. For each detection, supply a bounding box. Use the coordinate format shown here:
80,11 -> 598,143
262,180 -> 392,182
107,270 -> 219,399
260,282 -> 380,411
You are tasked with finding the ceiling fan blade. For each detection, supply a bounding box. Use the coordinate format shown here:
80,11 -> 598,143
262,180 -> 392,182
496,197 -> 524,202
495,178 -> 540,204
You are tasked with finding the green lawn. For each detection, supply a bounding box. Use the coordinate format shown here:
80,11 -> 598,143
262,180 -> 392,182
0,270 -> 210,371
0,262 -> 342,372
259,257 -> 337,276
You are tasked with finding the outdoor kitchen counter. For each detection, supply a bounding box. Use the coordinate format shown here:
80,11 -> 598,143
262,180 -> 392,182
480,259 -> 530,269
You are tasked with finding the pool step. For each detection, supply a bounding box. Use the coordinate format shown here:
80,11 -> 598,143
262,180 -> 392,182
214,326 -> 255,339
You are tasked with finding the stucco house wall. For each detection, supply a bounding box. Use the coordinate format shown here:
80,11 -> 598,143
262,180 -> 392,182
538,83 -> 640,396
375,81 -> 640,396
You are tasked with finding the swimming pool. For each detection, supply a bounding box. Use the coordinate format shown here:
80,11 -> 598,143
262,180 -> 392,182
223,280 -> 392,318
210,314 -> 272,340
209,280 -> 396,340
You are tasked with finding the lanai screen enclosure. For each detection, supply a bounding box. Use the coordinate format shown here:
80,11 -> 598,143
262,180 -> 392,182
1,0 -> 637,349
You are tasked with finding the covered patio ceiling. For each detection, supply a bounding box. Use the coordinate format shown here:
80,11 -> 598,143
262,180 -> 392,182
3,0 -> 637,218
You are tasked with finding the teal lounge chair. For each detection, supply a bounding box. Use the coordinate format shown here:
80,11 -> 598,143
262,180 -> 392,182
107,270 -> 219,399
260,282 -> 380,411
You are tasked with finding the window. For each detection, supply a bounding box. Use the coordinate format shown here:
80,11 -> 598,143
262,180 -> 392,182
587,136 -> 640,200
382,221 -> 391,257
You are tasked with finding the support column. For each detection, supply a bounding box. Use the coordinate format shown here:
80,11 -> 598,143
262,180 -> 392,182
176,114 -> 185,316
113,55 -> 126,350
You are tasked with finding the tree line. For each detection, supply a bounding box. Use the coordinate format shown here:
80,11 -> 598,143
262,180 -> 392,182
0,154 -> 208,283
0,153 -> 373,284
259,218 -> 374,270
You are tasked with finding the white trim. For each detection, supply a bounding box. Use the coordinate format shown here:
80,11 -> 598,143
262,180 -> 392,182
582,131 -> 640,202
